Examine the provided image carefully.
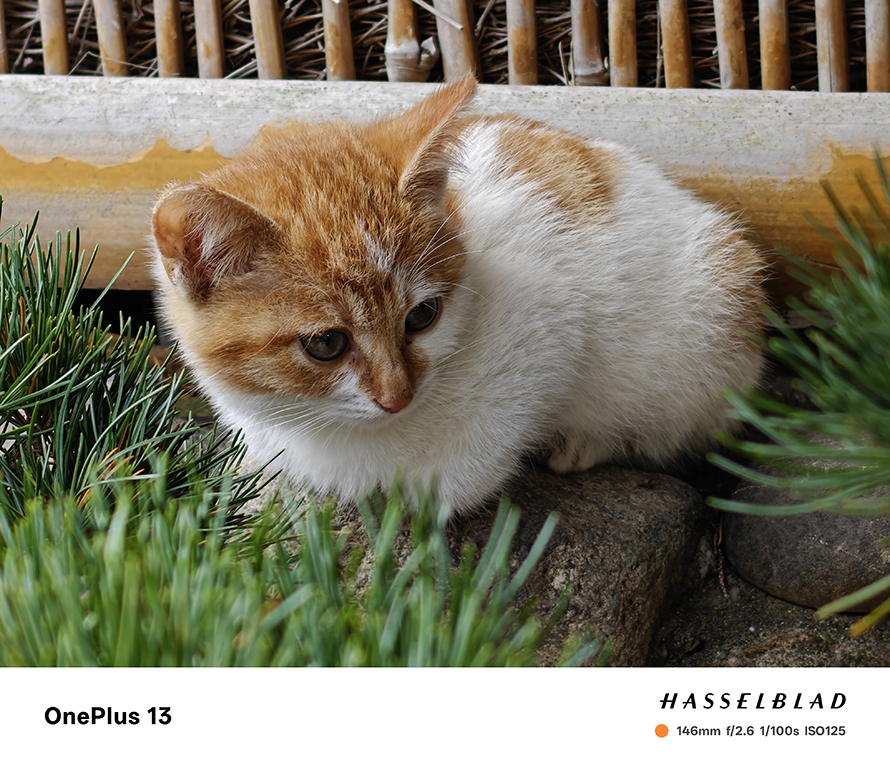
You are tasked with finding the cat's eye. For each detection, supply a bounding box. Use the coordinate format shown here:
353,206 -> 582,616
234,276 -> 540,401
405,298 -> 440,333
301,331 -> 349,362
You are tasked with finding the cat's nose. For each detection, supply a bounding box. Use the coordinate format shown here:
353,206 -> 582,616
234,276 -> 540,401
377,393 -> 413,413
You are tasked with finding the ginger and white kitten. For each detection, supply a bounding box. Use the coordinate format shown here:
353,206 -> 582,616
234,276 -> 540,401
151,78 -> 765,515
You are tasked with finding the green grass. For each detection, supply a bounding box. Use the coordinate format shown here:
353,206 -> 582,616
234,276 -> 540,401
0,462 -> 603,667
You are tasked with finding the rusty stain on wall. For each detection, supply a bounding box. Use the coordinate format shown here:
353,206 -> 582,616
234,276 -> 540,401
0,139 -> 225,193
679,145 -> 890,295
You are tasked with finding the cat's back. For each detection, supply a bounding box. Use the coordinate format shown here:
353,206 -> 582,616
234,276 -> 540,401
443,113 -> 628,250
447,111 -> 763,334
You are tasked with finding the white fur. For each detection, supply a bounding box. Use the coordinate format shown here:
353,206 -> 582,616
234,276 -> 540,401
157,121 -> 764,515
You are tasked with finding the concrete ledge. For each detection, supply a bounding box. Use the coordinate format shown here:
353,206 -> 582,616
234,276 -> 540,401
1,75 -> 888,290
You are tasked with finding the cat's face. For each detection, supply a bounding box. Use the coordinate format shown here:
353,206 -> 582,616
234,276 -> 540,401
151,79 -> 477,425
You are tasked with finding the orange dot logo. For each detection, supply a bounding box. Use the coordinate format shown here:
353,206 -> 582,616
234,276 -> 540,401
655,724 -> 669,738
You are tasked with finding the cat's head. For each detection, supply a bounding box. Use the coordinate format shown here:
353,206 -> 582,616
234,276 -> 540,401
151,78 -> 477,423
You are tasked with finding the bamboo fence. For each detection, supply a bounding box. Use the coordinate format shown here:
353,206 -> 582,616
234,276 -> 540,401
0,0 -> 884,89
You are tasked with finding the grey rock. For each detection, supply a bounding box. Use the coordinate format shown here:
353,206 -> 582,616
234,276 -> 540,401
652,420 -> 890,666
724,508 -> 890,612
722,433 -> 890,612
450,464 -> 709,666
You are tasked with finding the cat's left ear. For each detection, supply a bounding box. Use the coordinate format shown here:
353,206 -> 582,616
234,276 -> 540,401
152,183 -> 280,300
400,77 -> 476,210
368,77 -> 477,211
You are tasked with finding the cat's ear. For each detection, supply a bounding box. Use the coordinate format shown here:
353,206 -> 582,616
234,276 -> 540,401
151,183 -> 279,300
367,77 -> 477,209
399,77 -> 476,208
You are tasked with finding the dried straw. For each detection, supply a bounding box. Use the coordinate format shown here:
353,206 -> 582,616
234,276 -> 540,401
0,0 -> 872,89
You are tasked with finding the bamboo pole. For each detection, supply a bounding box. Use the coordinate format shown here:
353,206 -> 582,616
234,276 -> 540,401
93,0 -> 129,76
865,0 -> 890,91
434,0 -> 480,80
38,0 -> 68,74
713,0 -> 749,88
322,0 -> 356,80
659,0 -> 693,87
248,0 -> 286,79
385,0 -> 422,80
608,0 -> 637,86
154,0 -> 184,77
570,0 -> 607,85
759,0 -> 791,89
194,0 -> 225,78
506,0 -> 537,84
815,0 -> 849,91
0,0 -> 7,74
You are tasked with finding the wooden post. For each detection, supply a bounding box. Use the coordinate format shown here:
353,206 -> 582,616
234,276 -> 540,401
248,0 -> 286,79
434,0 -> 480,80
38,0 -> 69,74
865,0 -> 890,91
322,0 -> 356,80
759,0 -> 791,89
608,0 -> 637,86
93,0 -> 130,76
385,1 -> 438,82
570,0 -> 608,85
659,0 -> 694,87
194,0 -> 225,78
815,0 -> 849,91
0,0 -> 7,74
713,0 -> 749,88
386,0 -> 422,81
507,0 -> 537,84
154,0 -> 184,77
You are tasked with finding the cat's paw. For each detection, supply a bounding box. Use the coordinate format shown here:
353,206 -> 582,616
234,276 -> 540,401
546,433 -> 609,473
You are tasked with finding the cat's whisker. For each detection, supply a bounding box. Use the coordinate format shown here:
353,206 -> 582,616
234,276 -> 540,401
415,190 -> 495,254
416,201 -> 467,261
412,231 -> 472,276
266,409 -> 335,437
438,335 -> 487,366
404,207 -> 486,283
320,418 -> 355,450
421,249 -> 468,271
420,225 -> 478,259
424,278 -> 486,302
256,406 -> 317,425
